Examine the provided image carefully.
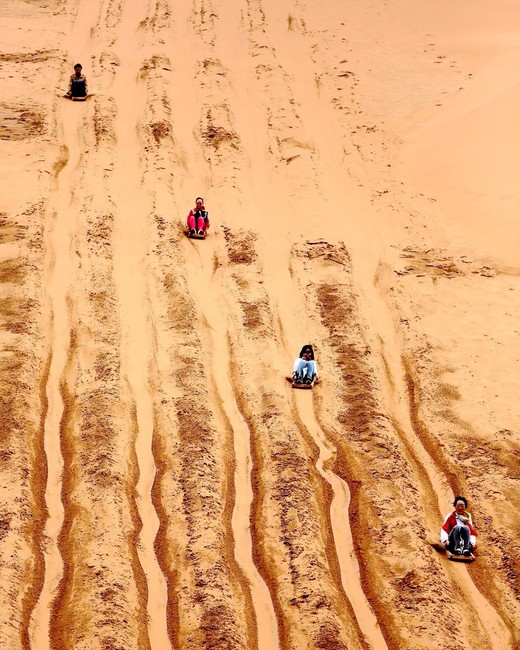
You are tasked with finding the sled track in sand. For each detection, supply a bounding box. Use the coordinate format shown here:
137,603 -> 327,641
1,0 -> 519,648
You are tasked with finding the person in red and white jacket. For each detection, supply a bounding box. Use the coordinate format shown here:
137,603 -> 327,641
186,197 -> 210,236
440,496 -> 477,556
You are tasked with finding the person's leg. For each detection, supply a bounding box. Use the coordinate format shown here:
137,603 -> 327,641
304,361 -> 314,383
187,215 -> 196,233
295,359 -> 306,382
460,525 -> 471,554
449,527 -> 463,553
195,211 -> 204,234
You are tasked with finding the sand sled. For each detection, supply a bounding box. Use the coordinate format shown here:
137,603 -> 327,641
446,549 -> 475,563
187,229 -> 207,240
64,94 -> 88,101
292,376 -> 318,390
431,541 -> 475,562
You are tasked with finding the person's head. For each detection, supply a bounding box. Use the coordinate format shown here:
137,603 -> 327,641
74,63 -> 82,75
195,197 -> 204,207
299,345 -> 314,360
453,496 -> 467,513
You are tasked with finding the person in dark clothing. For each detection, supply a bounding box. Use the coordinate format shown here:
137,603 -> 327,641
66,63 -> 88,98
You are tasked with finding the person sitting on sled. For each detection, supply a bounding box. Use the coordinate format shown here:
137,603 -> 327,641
292,345 -> 318,385
186,197 -> 210,236
66,63 -> 88,99
440,496 -> 478,557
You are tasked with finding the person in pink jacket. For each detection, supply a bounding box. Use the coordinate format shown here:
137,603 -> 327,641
186,197 -> 210,236
440,496 -> 478,556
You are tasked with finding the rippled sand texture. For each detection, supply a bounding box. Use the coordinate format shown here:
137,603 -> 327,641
0,0 -> 519,648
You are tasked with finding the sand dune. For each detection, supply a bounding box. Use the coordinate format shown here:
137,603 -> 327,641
1,0 -> 519,648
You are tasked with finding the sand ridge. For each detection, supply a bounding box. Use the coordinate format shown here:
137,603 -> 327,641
1,0 -> 519,648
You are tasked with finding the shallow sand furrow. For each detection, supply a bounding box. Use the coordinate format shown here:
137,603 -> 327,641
290,240 -> 505,649
402,345 -> 520,638
374,266 -> 519,642
108,34 -> 171,643
29,88 -> 88,647
290,394 -> 387,650
138,0 -> 172,35
180,236 -> 280,649
221,229 -> 365,649
191,53 -> 246,200
0,205 -> 47,650
243,0 -> 318,181
44,16 -> 152,638
135,55 -> 254,645
2,0 -> 519,647
146,244 -> 253,649
50,201 -> 150,649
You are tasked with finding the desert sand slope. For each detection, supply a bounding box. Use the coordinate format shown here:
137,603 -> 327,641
0,0 -> 519,648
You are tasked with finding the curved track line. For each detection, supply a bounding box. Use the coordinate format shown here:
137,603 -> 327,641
273,245 -> 387,648
254,11 -> 513,637
110,4 -> 169,646
29,108 -> 80,650
182,237 -> 279,650
29,0 -> 108,642
181,235 -> 279,650
251,238 -> 386,647
370,271 -> 512,649
293,390 -> 387,650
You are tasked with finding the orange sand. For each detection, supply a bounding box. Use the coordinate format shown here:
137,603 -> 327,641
0,0 -> 518,648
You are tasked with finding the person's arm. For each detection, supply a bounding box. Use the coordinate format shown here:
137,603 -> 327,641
186,209 -> 193,228
66,74 -> 73,96
204,211 -> 209,229
312,360 -> 318,378
467,512 -> 477,546
293,358 -> 300,373
84,75 -> 88,95
440,513 -> 452,546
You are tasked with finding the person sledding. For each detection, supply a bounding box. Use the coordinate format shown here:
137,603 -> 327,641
186,197 -> 210,237
292,345 -> 318,386
66,63 -> 88,99
440,496 -> 477,558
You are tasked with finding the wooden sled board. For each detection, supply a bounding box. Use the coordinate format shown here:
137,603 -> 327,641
72,95 -> 88,101
187,231 -> 206,239
447,550 -> 475,563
